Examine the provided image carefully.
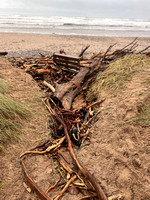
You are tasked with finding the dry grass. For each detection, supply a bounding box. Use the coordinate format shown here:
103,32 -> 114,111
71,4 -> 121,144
129,96 -> 150,127
87,54 -> 150,101
0,79 -> 31,151
0,78 -> 10,94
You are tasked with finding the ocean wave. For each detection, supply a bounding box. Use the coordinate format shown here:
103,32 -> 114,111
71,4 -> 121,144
0,15 -> 150,32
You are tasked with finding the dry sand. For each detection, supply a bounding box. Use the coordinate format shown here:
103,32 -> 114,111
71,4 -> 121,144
0,33 -> 150,57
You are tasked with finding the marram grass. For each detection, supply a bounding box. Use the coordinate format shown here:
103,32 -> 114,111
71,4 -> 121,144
128,96 -> 150,127
0,78 -> 10,94
87,54 -> 150,101
0,80 -> 31,151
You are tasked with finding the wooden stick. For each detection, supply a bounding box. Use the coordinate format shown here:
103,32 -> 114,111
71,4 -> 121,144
79,194 -> 97,200
20,159 -> 52,200
79,45 -> 90,57
58,156 -> 73,174
101,43 -> 117,63
43,81 -> 55,93
85,111 -> 101,126
46,176 -> 61,194
54,175 -> 77,200
20,136 -> 65,158
121,37 -> 138,51
58,150 -> 70,164
86,98 -> 105,110
137,45 -> 150,54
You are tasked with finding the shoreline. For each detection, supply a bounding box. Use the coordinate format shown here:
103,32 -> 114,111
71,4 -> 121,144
0,28 -> 150,38
0,32 -> 150,57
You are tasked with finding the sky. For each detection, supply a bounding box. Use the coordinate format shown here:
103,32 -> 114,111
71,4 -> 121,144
0,0 -> 150,19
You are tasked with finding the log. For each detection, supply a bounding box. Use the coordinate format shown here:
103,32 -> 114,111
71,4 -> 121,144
54,59 -> 99,109
54,60 -> 99,101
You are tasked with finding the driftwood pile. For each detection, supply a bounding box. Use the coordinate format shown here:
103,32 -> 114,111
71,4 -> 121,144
7,38 -> 150,200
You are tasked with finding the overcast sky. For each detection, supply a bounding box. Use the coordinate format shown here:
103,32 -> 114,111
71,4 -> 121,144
0,0 -> 150,19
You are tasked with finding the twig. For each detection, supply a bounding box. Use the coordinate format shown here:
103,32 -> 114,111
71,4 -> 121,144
137,46 -> 150,54
20,159 -> 52,200
128,42 -> 138,53
46,176 -> 61,194
58,150 -> 70,164
85,111 -> 101,126
121,37 -> 138,51
79,194 -> 97,200
86,98 -> 105,110
56,162 -> 67,181
54,175 -> 77,200
81,129 -> 90,144
57,156 -> 73,174
101,43 -> 117,63
79,45 -> 90,57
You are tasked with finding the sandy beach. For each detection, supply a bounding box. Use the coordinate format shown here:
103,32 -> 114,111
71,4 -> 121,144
0,31 -> 150,200
0,33 -> 150,57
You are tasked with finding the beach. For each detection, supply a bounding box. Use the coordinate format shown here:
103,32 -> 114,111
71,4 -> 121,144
0,32 -> 150,200
0,33 -> 150,57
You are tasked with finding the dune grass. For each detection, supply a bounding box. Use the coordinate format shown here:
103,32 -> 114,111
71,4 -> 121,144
129,96 -> 150,127
87,54 -> 150,101
0,79 -> 31,151
0,78 -> 10,94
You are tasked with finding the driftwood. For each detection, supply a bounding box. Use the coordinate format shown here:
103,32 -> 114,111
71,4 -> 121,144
55,175 -> 77,200
78,45 -> 90,57
54,59 -> 99,109
20,159 -> 52,200
20,136 -> 66,157
43,81 -> 55,93
52,108 -> 107,200
46,176 -> 61,194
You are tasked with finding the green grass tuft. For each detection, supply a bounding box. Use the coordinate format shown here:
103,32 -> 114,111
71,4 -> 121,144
0,80 -> 31,151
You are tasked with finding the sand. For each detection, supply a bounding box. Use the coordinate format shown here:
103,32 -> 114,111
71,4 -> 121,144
0,33 -> 150,57
0,33 -> 150,200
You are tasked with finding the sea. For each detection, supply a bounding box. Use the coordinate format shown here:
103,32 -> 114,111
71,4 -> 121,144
0,15 -> 150,37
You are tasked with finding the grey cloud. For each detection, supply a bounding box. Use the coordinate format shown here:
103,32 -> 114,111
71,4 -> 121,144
0,0 -> 150,19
